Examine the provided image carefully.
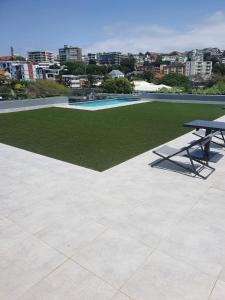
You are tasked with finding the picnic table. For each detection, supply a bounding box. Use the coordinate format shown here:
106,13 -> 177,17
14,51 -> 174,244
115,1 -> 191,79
183,119 -> 225,159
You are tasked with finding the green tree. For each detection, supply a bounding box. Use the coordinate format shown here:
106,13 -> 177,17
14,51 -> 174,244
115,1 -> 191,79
62,62 -> 86,75
89,59 -> 96,65
102,78 -> 134,94
213,63 -> 225,76
143,71 -> 154,82
120,57 -> 136,74
160,73 -> 191,90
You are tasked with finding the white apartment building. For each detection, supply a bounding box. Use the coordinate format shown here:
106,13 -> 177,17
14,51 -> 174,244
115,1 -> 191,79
28,51 -> 55,63
185,60 -> 212,78
162,55 -> 187,64
162,55 -> 177,63
190,50 -> 204,62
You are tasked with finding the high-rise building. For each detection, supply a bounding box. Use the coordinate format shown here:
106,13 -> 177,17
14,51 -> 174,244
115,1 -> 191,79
96,52 -> 122,65
185,60 -> 212,78
59,45 -> 82,62
28,51 -> 55,63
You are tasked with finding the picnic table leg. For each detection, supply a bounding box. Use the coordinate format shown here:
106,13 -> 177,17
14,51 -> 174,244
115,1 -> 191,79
204,129 -> 212,161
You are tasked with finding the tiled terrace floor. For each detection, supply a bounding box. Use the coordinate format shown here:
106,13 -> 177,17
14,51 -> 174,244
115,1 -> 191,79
1,115 -> 225,300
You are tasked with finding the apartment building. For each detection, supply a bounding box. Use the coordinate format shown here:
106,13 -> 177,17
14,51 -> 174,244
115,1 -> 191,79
62,75 -> 88,88
0,61 -> 37,80
28,51 -> 55,63
160,63 -> 185,75
59,45 -> 82,62
190,50 -> 204,62
87,53 -> 97,61
96,52 -> 122,65
162,55 -> 187,64
162,55 -> 177,63
185,60 -> 212,78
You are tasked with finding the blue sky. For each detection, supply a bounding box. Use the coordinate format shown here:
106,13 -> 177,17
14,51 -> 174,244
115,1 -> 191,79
1,0 -> 225,55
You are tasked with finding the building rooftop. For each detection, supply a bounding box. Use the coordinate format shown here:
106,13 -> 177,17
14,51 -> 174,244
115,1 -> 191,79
109,69 -> 124,76
1,107 -> 225,299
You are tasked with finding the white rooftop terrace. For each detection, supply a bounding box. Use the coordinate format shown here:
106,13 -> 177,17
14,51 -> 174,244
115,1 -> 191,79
1,114 -> 225,300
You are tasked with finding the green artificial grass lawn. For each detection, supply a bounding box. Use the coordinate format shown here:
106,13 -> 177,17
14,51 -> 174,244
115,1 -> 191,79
0,102 -> 224,171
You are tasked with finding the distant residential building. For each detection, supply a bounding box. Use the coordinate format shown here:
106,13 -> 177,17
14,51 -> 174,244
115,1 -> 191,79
59,45 -> 82,62
28,51 -> 55,63
160,63 -> 185,75
222,58 -> 225,64
0,56 -> 15,61
82,55 -> 89,64
87,53 -> 97,61
190,49 -> 204,62
162,55 -> 187,64
97,52 -> 122,65
177,56 -> 188,64
162,55 -> 177,63
0,61 -> 37,81
108,70 -> 124,78
36,64 -> 64,80
185,60 -> 212,79
62,75 -> 87,88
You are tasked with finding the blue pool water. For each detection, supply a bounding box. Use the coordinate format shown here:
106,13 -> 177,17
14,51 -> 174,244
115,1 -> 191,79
72,99 -> 134,108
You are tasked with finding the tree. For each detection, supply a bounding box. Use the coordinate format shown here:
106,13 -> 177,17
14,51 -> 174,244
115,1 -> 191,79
120,57 -> 136,74
49,64 -> 61,69
160,73 -> 191,90
213,63 -> 225,76
143,71 -> 154,82
102,78 -> 134,94
86,64 -> 107,75
89,59 -> 96,65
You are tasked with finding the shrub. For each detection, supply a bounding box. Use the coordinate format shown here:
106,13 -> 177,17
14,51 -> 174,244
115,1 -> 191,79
160,73 -> 191,91
26,80 -> 71,98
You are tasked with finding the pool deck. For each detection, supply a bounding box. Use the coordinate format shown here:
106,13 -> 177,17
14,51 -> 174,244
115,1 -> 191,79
1,115 -> 225,299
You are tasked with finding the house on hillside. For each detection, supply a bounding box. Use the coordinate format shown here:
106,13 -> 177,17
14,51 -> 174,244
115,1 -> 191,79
108,70 -> 124,79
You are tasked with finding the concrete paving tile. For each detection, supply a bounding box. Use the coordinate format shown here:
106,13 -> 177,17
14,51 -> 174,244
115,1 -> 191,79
140,188 -> 201,216
219,266 -> 225,282
111,292 -> 133,300
72,229 -> 152,289
35,219 -> 106,257
0,236 -> 66,300
73,196 -> 139,227
121,251 -> 216,300
159,220 -> 225,277
115,203 -> 182,240
0,218 -> 30,255
8,199 -> 85,234
110,220 -> 160,249
183,188 -> 225,230
18,260 -> 115,300
210,280 -> 225,300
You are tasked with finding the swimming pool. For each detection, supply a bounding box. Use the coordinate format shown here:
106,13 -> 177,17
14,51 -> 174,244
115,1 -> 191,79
71,99 -> 136,108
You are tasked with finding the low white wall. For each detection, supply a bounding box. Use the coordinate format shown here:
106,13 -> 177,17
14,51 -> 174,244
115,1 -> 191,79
0,96 -> 68,109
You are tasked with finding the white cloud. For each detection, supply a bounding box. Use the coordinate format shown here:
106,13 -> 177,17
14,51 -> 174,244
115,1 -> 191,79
84,11 -> 225,53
